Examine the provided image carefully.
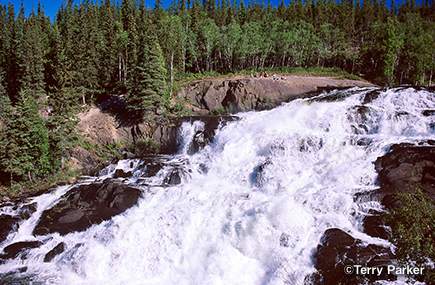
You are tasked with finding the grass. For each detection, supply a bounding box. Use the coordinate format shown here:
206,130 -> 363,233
177,67 -> 366,85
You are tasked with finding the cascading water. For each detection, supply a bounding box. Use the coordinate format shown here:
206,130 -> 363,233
0,87 -> 434,284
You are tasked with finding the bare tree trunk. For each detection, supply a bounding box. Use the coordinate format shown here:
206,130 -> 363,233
430,68 -> 433,86
124,51 -> 128,84
119,55 -> 122,81
82,88 -> 86,105
170,52 -> 174,85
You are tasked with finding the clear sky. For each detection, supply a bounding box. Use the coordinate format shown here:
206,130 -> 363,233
1,0 -> 416,22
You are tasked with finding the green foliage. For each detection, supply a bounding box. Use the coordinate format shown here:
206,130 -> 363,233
126,23 -> 167,122
210,107 -> 228,115
0,93 -> 52,186
135,138 -> 160,154
1,0 -> 434,194
387,189 -> 435,283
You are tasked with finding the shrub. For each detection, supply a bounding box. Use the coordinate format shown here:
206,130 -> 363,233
387,189 -> 435,283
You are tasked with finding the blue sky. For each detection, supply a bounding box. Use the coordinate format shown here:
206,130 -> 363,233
1,0 -> 417,21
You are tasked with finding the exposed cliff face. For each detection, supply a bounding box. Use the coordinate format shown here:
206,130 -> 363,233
177,76 -> 375,113
73,76 -> 374,174
76,107 -> 177,152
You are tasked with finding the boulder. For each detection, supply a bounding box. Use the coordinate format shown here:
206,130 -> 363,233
0,241 -> 44,261
311,228 -> 395,284
0,215 -> 21,243
33,179 -> 141,236
113,169 -> 132,178
374,144 -> 435,200
164,169 -> 182,185
44,242 -> 66,262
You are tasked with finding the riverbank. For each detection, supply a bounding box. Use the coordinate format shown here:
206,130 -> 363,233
0,75 -> 375,199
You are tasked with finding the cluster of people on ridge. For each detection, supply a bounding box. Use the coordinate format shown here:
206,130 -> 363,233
251,72 -> 286,80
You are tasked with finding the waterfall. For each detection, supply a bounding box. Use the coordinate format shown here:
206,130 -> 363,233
0,87 -> 434,284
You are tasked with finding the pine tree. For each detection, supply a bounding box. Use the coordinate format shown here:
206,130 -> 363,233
126,24 -> 166,122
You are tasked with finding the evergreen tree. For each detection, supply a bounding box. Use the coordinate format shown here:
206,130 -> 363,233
126,24 -> 167,122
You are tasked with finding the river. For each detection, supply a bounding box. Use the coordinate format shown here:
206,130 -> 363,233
0,86 -> 434,284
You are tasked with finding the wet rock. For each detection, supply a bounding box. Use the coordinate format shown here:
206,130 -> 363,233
0,215 -> 21,243
254,159 -> 272,186
33,179 -> 141,236
189,131 -> 207,154
17,203 -> 37,220
113,169 -> 132,178
363,209 -> 389,240
44,242 -> 66,262
312,228 -> 395,284
164,169 -> 182,185
0,241 -> 43,260
423,110 -> 435,117
279,233 -> 290,247
374,144 -> 435,200
363,89 -> 381,104
143,163 -> 164,177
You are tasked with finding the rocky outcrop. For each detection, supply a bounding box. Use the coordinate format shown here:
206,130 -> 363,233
73,77 -> 373,175
352,143 -> 435,242
308,228 -> 394,284
374,144 -> 435,201
33,179 -> 141,236
77,107 -> 178,154
0,240 -> 44,262
310,143 -> 435,284
177,76 -> 374,113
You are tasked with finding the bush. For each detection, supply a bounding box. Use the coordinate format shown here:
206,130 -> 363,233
135,138 -> 160,154
387,189 -> 435,283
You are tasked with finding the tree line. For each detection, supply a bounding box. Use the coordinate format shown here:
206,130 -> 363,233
0,0 -> 434,188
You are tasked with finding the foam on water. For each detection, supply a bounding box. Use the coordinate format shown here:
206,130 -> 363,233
1,87 -> 434,284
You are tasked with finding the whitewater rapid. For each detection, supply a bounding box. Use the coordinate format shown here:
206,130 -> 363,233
0,87 -> 434,284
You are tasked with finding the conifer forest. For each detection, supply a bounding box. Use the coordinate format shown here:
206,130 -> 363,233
0,0 -> 434,189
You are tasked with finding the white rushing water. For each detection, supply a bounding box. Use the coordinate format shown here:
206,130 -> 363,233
1,87 -> 435,284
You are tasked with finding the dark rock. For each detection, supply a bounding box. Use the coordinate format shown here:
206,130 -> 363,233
164,169 -> 182,185
198,164 -> 208,174
144,163 -> 164,177
363,209 -> 389,240
33,179 -> 141,236
113,169 -> 132,178
0,215 -> 20,243
374,144 -> 435,200
363,89 -> 381,104
56,181 -> 67,186
123,151 -> 136,159
279,233 -> 290,247
423,110 -> 435,117
44,242 -> 66,262
254,159 -> 272,186
17,203 -> 37,220
1,241 -> 43,260
176,115 -> 239,154
313,228 -> 395,284
189,131 -> 207,154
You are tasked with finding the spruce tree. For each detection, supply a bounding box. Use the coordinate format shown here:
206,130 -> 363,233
126,23 -> 166,122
